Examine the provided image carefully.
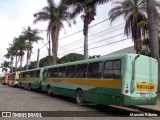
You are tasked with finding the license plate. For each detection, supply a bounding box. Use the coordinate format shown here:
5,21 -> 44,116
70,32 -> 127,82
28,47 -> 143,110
140,93 -> 146,97
136,83 -> 156,92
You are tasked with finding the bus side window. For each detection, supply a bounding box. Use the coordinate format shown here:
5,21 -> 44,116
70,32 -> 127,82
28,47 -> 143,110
113,60 -> 121,77
53,68 -> 58,78
66,65 -> 75,78
75,64 -> 87,78
47,68 -> 52,78
87,62 -> 103,78
36,70 -> 40,77
103,60 -> 121,78
43,69 -> 48,78
58,67 -> 66,78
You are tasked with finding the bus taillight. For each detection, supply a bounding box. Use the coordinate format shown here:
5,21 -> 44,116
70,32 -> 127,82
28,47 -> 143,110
125,84 -> 129,94
125,90 -> 128,94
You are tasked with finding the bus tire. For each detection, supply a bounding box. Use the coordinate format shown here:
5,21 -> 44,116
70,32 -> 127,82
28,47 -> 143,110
19,82 -> 23,89
75,90 -> 84,105
47,86 -> 52,96
28,83 -> 32,91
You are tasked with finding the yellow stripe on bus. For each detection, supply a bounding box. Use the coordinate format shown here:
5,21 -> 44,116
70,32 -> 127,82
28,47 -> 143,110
20,78 -> 39,81
44,78 -> 121,89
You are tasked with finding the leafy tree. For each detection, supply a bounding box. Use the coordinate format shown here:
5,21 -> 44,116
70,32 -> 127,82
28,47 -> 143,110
58,53 -> 84,64
63,0 -> 110,59
39,56 -> 53,67
89,55 -> 101,59
34,0 -> 74,65
29,61 -> 37,69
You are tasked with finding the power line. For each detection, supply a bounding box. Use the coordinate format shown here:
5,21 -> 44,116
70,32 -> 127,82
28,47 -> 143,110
59,22 -> 125,49
58,32 -> 126,55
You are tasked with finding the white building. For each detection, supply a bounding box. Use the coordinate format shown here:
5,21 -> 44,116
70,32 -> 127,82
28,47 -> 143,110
105,46 -> 136,56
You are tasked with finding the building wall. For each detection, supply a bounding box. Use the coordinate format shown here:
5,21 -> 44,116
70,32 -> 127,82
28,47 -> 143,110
105,46 -> 136,56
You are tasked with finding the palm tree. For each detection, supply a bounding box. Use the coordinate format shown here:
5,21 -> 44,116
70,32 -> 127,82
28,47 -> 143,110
1,61 -> 10,68
33,0 -> 73,64
108,0 -> 160,54
4,42 -> 18,72
63,0 -> 110,59
15,35 -> 27,70
21,26 -> 43,70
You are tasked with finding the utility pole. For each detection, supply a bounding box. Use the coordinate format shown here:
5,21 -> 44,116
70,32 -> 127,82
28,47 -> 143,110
48,37 -> 51,65
37,49 -> 40,68
147,0 -> 160,92
10,55 -> 14,73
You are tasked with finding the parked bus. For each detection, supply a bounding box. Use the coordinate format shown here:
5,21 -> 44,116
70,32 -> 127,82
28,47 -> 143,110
8,71 -> 20,87
18,68 -> 43,90
1,74 -> 9,85
41,53 -> 158,105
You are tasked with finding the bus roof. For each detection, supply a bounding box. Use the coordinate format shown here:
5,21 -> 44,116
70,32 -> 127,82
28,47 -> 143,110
44,53 -> 141,69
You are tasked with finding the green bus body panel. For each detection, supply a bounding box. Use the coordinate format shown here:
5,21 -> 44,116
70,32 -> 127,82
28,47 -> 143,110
122,95 -> 157,105
17,53 -> 158,106
18,68 -> 44,89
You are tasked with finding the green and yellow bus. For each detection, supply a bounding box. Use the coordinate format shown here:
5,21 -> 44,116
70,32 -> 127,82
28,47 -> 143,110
41,53 -> 158,105
18,68 -> 43,90
8,71 -> 20,87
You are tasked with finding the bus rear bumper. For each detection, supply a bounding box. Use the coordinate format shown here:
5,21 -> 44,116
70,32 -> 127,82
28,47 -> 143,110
122,95 -> 157,105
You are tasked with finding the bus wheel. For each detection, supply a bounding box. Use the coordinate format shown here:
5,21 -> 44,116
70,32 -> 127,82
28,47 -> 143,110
76,90 -> 84,105
28,84 -> 32,91
47,86 -> 52,96
20,83 -> 23,89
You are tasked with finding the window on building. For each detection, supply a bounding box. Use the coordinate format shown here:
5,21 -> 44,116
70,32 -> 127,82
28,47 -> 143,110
75,64 -> 87,78
87,62 -> 103,78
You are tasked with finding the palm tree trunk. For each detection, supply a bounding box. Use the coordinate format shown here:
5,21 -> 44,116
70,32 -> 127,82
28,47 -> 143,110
20,56 -> 23,70
136,28 -> 141,54
147,0 -> 160,92
83,19 -> 89,59
51,28 -> 59,65
15,55 -> 18,71
26,50 -> 29,70
26,41 -> 31,70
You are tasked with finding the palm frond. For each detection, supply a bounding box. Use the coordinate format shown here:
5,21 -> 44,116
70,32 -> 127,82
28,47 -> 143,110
71,5 -> 83,19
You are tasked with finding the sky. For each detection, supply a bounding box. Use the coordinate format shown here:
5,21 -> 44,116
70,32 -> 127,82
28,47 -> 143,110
0,0 -> 134,68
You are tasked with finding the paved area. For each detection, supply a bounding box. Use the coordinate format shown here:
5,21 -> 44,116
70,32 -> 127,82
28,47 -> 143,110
0,84 -> 159,119
136,95 -> 160,112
